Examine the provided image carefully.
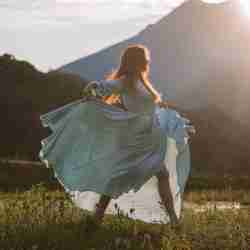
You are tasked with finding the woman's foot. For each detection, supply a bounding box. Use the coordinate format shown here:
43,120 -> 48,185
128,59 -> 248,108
94,194 -> 111,223
94,204 -> 106,223
156,166 -> 179,226
168,209 -> 179,226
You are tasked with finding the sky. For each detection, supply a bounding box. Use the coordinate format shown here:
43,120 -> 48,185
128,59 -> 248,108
0,0 -> 227,71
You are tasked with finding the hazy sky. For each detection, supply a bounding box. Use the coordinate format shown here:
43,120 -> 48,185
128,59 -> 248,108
0,0 -> 226,71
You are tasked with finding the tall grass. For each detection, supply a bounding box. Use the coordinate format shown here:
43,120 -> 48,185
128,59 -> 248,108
0,184 -> 250,250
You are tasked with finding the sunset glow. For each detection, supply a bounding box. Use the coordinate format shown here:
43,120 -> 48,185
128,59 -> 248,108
240,0 -> 250,17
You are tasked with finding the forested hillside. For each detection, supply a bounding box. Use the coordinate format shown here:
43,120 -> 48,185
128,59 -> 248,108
0,54 -> 86,160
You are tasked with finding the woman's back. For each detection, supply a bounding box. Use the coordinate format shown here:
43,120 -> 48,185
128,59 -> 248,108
114,79 -> 156,115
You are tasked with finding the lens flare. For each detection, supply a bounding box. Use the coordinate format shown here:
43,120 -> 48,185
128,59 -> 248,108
240,0 -> 250,17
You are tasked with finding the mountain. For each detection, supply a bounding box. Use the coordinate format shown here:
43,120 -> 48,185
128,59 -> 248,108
59,0 -> 250,174
59,0 -> 250,122
0,54 -> 86,160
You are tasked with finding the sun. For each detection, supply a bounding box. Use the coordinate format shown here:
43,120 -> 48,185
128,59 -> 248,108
240,0 -> 250,17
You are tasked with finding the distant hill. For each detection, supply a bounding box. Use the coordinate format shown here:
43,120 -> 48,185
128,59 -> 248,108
0,54 -> 86,160
188,106 -> 250,176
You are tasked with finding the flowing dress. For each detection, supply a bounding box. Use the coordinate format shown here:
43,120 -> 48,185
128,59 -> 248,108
39,78 -> 194,223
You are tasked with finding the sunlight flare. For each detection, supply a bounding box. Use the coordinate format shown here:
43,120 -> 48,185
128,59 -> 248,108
240,0 -> 250,17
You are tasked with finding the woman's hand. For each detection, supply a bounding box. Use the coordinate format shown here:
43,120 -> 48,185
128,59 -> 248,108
158,101 -> 169,109
82,81 -> 99,97
154,94 -> 162,104
154,95 -> 169,108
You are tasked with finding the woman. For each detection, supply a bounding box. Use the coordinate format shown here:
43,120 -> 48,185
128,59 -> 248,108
39,44 -> 194,225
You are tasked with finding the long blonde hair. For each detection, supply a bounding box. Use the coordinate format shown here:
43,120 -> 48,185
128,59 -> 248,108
104,44 -> 158,104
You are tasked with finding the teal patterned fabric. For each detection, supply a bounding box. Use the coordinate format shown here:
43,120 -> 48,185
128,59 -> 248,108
39,79 -> 193,214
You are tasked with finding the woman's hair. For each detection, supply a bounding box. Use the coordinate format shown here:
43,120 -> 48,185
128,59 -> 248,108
104,44 -> 158,104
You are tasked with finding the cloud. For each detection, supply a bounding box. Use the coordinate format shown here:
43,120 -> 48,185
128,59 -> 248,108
0,0 -> 226,71
0,0 -> 227,30
0,0 -> 175,25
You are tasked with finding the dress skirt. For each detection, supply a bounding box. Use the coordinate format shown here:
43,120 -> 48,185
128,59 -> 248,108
39,97 -> 193,223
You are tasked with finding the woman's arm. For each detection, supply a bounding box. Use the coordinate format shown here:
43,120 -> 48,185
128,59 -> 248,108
140,79 -> 182,110
83,79 -> 122,98
141,79 -> 162,103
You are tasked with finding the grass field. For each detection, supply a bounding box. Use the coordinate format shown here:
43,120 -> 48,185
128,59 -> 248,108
0,184 -> 250,250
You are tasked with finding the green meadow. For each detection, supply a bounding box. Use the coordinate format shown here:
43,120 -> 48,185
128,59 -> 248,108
0,183 -> 250,250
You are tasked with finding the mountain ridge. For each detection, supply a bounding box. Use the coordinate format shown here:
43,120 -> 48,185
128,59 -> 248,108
58,0 -> 250,172
59,0 -> 250,117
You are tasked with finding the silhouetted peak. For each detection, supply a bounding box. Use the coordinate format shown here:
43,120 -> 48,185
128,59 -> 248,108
149,0 -> 242,32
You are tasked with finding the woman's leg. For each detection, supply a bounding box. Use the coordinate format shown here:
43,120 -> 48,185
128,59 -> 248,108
94,194 -> 111,223
156,164 -> 178,225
